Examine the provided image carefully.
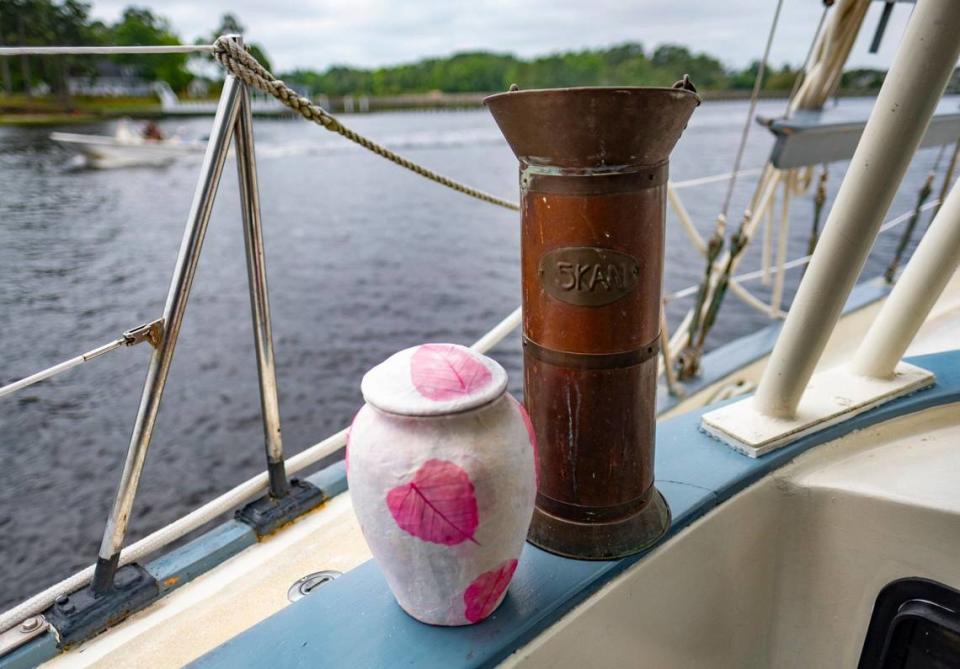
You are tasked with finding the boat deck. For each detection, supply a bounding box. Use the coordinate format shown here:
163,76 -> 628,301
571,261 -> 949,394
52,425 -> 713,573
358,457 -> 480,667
27,270 -> 960,668
191,350 -> 960,668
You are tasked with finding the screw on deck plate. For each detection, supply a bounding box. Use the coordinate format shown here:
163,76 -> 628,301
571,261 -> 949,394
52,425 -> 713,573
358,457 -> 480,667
0,614 -> 49,656
19,617 -> 41,633
287,570 -> 341,602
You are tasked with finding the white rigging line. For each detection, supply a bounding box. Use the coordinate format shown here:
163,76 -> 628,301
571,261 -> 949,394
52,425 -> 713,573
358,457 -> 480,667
718,0 -> 786,220
0,339 -> 124,399
670,168 -> 763,190
785,4 -> 831,118
665,199 -> 942,303
0,45 -> 214,56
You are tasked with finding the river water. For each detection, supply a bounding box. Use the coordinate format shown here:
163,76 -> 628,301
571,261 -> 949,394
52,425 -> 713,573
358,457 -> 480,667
0,96 -> 953,608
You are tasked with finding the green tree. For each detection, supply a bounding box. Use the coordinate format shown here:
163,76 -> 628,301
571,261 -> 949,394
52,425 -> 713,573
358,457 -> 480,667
0,5 -> 886,104
650,44 -> 727,88
282,41 -> 735,97
110,7 -> 191,91
765,63 -> 800,91
0,0 -> 41,95
730,61 -> 760,90
841,68 -> 885,92
48,0 -> 98,104
0,0 -> 99,100
197,13 -> 273,74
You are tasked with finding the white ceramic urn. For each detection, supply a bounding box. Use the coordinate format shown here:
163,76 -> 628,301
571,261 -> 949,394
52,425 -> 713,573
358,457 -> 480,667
347,343 -> 538,626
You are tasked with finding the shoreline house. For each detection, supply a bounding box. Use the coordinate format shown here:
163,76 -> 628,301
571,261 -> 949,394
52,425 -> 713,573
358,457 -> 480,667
67,61 -> 155,97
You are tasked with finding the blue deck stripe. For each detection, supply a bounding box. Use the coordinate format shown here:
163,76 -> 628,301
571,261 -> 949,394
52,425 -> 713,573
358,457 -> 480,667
147,520 -> 256,595
0,632 -> 57,669
192,350 -> 960,669
146,461 -> 348,594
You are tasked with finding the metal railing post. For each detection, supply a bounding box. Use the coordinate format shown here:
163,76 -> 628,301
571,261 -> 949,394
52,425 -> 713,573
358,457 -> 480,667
752,0 -> 960,419
234,77 -> 289,498
852,178 -> 960,379
91,75 -> 244,593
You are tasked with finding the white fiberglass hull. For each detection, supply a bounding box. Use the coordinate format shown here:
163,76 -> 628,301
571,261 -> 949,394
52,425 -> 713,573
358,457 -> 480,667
50,132 -> 205,168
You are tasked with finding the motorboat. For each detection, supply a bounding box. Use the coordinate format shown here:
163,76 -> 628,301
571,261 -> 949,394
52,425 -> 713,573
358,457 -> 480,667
50,119 -> 205,168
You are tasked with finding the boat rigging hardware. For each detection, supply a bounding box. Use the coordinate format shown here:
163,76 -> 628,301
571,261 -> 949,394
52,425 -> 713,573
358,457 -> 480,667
659,306 -> 685,398
868,1 -> 896,54
805,165 -> 829,259
707,0 -> 960,448
235,478 -> 327,537
42,564 -> 158,649
677,0 -> 784,380
0,45 -> 215,56
934,139 -> 960,218
885,171 -> 936,282
677,230 -> 724,379
88,35 -> 295,606
0,318 -> 165,400
665,199 -> 942,305
121,318 -> 165,349
0,615 -> 49,656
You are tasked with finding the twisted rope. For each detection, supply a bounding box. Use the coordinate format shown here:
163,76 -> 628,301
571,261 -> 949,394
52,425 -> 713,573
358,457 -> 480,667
212,38 -> 519,212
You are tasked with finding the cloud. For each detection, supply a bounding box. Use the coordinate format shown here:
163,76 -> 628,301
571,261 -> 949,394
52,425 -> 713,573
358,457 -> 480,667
88,0 -> 912,73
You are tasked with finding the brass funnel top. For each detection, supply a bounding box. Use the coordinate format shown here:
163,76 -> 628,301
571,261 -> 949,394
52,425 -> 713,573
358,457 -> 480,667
484,85 -> 700,170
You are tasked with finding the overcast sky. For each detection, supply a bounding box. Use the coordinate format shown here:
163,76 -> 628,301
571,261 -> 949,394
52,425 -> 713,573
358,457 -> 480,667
88,0 -> 913,73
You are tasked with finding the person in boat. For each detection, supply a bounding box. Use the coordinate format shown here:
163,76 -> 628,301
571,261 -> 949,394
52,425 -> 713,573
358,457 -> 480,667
142,121 -> 165,141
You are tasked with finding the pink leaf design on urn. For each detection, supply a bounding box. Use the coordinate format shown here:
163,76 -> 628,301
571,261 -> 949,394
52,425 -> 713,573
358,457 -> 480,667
463,559 -> 519,623
386,459 -> 480,545
410,344 -> 493,401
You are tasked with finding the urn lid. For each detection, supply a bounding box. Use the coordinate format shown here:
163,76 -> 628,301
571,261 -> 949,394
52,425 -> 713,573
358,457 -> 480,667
361,343 -> 508,417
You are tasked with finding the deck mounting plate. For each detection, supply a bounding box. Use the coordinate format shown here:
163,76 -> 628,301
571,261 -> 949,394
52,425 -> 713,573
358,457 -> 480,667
235,479 -> 327,537
700,362 -> 936,458
42,563 -> 158,648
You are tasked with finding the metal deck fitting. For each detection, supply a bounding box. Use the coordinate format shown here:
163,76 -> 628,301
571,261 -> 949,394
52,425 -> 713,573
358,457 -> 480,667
235,479 -> 327,537
700,362 -> 935,458
42,564 -> 157,647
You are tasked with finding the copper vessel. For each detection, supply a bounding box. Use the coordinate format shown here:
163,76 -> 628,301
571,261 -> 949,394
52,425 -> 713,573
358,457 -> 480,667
485,83 -> 699,559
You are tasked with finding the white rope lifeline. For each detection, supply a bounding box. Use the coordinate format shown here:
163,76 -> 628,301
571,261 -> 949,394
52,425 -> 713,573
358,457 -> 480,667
0,45 -> 214,56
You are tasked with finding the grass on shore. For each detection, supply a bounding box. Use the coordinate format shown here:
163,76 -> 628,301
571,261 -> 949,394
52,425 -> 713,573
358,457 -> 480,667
0,94 -> 163,125
0,88 -> 885,125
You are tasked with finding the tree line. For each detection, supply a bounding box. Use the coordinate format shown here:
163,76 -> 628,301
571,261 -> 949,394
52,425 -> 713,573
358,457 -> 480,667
279,44 -> 898,98
1,1 -> 887,103
283,44 -> 817,98
0,1 -> 269,100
